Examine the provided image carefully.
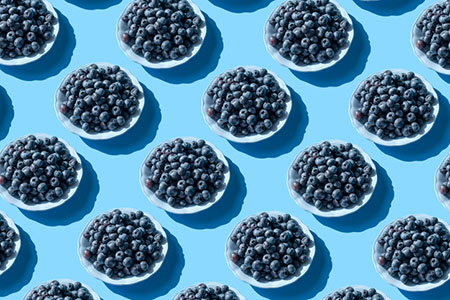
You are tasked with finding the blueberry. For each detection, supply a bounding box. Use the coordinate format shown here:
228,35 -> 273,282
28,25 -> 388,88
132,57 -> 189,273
175,283 -> 240,300
24,280 -> 95,300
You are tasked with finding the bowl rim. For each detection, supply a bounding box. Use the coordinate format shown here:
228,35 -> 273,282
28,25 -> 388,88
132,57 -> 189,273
0,210 -> 21,277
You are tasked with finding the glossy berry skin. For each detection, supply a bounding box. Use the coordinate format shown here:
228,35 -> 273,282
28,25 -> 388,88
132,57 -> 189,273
82,209 -> 165,279
0,214 -> 17,267
229,212 -> 313,283
121,0 -> 203,63
324,286 -> 385,300
354,70 -> 435,141
207,67 -> 289,137
25,280 -> 94,300
377,215 -> 450,286
438,158 -> 450,198
0,135 -> 79,205
144,138 -> 227,208
175,283 -> 239,300
59,64 -> 141,134
0,0 -> 57,60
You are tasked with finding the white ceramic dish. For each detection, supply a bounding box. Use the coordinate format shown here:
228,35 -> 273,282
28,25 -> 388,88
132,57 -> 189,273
78,208 -> 168,285
435,153 -> 450,211
411,1 -> 450,75
55,62 -> 145,140
0,0 -> 59,66
202,66 -> 292,143
0,210 -> 21,276
116,0 -> 207,69
172,282 -> 246,300
263,0 -> 354,72
287,140 -> 377,218
322,285 -> 391,300
23,279 -> 100,300
140,137 -> 230,214
373,214 -> 450,291
349,69 -> 439,147
225,211 -> 315,289
0,134 -> 83,211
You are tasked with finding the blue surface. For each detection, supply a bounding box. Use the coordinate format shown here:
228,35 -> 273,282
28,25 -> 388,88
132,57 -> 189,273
1,0 -> 450,299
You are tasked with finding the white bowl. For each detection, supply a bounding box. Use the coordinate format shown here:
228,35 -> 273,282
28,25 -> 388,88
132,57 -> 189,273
411,1 -> 450,75
140,137 -> 230,214
322,285 -> 391,300
23,279 -> 101,300
54,62 -> 145,140
116,0 -> 207,69
373,214 -> 450,291
349,69 -> 439,147
172,282 -> 246,300
434,153 -> 450,211
263,0 -> 354,72
287,140 -> 377,218
0,0 -> 59,66
202,66 -> 292,143
78,208 -> 168,285
0,133 -> 83,211
225,211 -> 316,289
0,210 -> 21,276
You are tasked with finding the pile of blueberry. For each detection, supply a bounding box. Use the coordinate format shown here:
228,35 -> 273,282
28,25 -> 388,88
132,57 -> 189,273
0,214 -> 17,267
267,0 -> 351,66
415,1 -> 450,68
59,64 -> 141,134
81,209 -> 166,279
353,70 -> 436,140
121,0 -> 203,63
175,283 -> 240,300
438,156 -> 450,197
0,0 -> 57,59
324,287 -> 385,300
291,141 -> 374,211
144,138 -> 227,208
25,280 -> 95,300
0,135 -> 79,204
377,215 -> 450,285
229,212 -> 313,282
206,67 -> 289,137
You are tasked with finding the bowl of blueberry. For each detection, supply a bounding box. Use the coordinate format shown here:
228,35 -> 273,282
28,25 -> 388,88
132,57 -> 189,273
0,210 -> 20,276
435,153 -> 450,211
349,69 -> 438,146
0,134 -> 83,211
288,140 -> 377,218
0,0 -> 59,66
264,0 -> 354,72
140,137 -> 230,214
173,282 -> 246,300
322,285 -> 390,300
78,208 -> 168,285
55,63 -> 145,140
373,215 -> 450,291
225,211 -> 315,288
117,0 -> 206,69
23,279 -> 101,300
202,66 -> 292,143
412,0 -> 450,75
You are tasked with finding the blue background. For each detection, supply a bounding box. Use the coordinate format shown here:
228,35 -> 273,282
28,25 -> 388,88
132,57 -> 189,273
1,0 -> 450,299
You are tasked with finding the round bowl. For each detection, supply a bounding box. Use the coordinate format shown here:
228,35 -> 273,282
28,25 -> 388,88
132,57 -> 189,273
287,140 -> 377,218
411,1 -> 450,75
225,211 -> 316,289
322,285 -> 391,300
202,66 -> 292,143
349,69 -> 439,147
0,133 -> 83,211
172,282 -> 246,300
0,0 -> 60,66
0,210 -> 21,276
435,153 -> 450,211
373,214 -> 450,291
23,279 -> 100,300
140,137 -> 230,214
264,0 -> 354,72
116,0 -> 207,69
78,208 -> 168,285
55,62 -> 145,140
